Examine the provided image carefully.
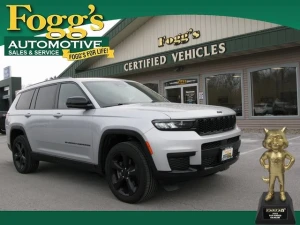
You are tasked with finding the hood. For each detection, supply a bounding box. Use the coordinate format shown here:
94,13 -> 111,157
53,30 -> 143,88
102,102 -> 236,119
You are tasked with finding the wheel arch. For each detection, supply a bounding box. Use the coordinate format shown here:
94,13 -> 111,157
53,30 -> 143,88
10,125 -> 27,148
98,129 -> 157,175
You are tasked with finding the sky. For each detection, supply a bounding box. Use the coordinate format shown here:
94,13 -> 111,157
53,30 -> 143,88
0,19 -> 120,88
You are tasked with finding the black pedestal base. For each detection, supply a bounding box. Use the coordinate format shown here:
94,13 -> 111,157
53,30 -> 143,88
255,192 -> 295,225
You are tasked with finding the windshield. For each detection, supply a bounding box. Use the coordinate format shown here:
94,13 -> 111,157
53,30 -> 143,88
83,80 -> 169,107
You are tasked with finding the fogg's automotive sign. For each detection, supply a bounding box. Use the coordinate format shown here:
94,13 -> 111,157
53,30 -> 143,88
5,4 -> 114,61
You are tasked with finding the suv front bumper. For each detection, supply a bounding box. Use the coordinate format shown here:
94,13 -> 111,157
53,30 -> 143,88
154,152 -> 239,182
144,126 -> 241,180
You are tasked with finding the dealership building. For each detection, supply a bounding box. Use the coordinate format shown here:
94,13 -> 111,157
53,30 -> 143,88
59,16 -> 300,130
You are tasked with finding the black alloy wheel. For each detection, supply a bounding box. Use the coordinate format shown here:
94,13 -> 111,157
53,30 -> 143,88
110,152 -> 138,196
105,141 -> 158,203
12,135 -> 39,174
13,141 -> 27,171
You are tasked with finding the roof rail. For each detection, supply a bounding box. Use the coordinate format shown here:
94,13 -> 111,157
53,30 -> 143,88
25,80 -> 49,88
25,77 -> 74,88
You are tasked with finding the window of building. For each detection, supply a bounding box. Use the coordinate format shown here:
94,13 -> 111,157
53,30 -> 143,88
58,83 -> 86,109
143,83 -> 159,93
205,73 -> 243,116
35,85 -> 58,109
16,89 -> 35,110
251,67 -> 298,116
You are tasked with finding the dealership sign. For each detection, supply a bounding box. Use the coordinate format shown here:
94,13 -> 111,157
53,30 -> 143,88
124,42 -> 226,72
158,28 -> 201,47
5,4 -> 114,61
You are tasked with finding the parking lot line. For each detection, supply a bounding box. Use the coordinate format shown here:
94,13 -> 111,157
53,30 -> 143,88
240,135 -> 300,155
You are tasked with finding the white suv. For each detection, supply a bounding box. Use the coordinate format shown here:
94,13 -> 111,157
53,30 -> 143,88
6,78 -> 241,203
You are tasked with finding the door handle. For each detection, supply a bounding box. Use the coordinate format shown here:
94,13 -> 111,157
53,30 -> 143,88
53,113 -> 62,118
25,113 -> 31,118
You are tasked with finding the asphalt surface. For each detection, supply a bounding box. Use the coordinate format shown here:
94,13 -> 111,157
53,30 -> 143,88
0,132 -> 300,211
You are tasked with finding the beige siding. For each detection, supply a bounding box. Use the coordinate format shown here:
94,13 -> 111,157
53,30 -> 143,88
89,15 -> 279,69
119,47 -> 300,130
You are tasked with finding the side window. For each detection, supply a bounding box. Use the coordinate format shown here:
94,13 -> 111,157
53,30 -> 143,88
16,89 -> 35,110
30,89 -> 38,109
35,85 -> 58,109
58,83 -> 86,109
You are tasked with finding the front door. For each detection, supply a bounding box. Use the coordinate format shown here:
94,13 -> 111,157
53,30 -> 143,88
49,82 -> 94,163
164,79 -> 198,104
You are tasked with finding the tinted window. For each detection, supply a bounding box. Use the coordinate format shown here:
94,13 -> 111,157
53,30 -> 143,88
251,67 -> 298,116
35,85 -> 58,109
205,73 -> 243,116
16,90 -> 35,110
143,83 -> 159,93
30,89 -> 38,109
58,83 -> 86,109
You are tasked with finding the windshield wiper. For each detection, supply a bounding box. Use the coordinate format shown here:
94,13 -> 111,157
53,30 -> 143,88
103,103 -> 133,108
103,101 -> 162,107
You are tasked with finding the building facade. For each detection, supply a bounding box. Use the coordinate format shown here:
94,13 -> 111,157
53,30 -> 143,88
59,16 -> 300,130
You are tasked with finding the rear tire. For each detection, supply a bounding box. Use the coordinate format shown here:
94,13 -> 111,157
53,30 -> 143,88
105,141 -> 157,203
12,135 -> 39,174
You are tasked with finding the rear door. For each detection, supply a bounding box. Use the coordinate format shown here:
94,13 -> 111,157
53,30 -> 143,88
26,84 -> 59,154
48,82 -> 94,163
13,89 -> 36,148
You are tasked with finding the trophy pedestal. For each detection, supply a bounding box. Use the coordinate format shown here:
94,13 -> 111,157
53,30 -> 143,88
255,192 -> 295,225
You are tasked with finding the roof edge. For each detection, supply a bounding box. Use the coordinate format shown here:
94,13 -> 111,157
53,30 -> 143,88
58,18 -> 133,78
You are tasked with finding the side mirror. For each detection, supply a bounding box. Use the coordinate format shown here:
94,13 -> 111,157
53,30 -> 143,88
66,96 -> 94,109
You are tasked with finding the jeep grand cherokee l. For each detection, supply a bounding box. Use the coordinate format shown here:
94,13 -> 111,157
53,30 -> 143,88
6,78 -> 241,203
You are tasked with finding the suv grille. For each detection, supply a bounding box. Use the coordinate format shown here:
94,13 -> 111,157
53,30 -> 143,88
201,136 -> 240,167
201,136 -> 240,151
201,148 -> 239,167
195,115 -> 236,136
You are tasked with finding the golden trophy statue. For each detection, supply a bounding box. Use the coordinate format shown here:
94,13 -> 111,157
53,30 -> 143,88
260,127 -> 295,201
255,127 -> 296,225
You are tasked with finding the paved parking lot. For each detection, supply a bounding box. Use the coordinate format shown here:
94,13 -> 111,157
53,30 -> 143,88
0,132 -> 300,210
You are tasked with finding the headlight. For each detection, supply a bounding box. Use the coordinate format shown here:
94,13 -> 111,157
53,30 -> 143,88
152,120 -> 195,131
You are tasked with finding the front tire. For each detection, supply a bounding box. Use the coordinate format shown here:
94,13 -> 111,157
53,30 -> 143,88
12,135 -> 39,174
105,141 -> 157,203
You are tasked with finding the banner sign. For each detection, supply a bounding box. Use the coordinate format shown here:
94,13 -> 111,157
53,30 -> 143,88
5,4 -> 114,61
62,47 -> 114,61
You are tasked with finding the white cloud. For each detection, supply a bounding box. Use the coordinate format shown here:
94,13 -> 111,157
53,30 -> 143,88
0,19 -> 120,88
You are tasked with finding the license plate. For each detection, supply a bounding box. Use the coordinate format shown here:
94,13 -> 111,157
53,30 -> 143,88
221,147 -> 233,161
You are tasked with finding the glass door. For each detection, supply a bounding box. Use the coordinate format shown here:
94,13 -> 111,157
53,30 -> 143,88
164,78 -> 198,104
183,86 -> 197,104
166,88 -> 181,103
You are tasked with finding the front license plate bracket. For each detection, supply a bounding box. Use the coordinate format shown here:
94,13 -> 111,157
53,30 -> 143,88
221,147 -> 233,161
